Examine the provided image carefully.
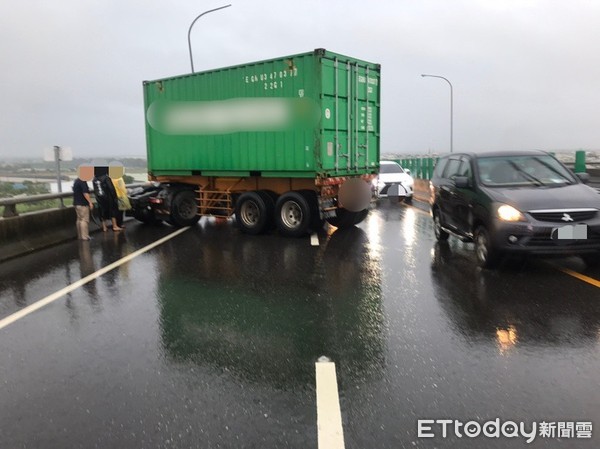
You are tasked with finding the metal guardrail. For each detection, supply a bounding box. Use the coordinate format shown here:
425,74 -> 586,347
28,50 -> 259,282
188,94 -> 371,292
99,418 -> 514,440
0,192 -> 73,218
2,166 -> 599,219
0,183 -> 147,218
396,157 -> 600,181
0,191 -> 73,207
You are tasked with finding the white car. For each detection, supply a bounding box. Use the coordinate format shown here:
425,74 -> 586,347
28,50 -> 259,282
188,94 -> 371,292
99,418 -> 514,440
373,160 -> 414,201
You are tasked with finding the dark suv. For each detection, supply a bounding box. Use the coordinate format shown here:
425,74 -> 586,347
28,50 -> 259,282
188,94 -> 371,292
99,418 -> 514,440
429,150 -> 600,268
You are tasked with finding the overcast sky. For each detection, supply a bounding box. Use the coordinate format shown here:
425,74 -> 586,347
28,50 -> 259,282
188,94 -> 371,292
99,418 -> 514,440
1,0 -> 599,159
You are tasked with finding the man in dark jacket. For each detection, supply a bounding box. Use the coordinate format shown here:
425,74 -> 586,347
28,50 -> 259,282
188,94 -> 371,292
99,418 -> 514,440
73,165 -> 95,240
93,166 -> 123,232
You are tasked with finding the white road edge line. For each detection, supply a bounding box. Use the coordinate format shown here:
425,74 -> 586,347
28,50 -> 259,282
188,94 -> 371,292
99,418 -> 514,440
310,233 -> 320,246
316,356 -> 345,449
0,227 -> 190,331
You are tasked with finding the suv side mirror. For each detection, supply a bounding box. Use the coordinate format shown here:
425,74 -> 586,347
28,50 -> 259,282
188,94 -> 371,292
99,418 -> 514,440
454,176 -> 470,189
576,172 -> 590,184
405,169 -> 411,176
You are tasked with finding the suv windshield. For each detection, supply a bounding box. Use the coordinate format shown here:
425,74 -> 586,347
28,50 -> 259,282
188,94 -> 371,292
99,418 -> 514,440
380,163 -> 405,174
476,155 -> 576,187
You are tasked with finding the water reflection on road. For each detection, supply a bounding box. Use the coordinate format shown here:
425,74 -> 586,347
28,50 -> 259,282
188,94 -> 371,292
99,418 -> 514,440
155,221 -> 386,390
430,240 -> 600,352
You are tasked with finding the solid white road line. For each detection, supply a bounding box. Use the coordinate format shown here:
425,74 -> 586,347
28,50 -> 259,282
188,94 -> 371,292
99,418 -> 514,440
0,227 -> 190,331
311,233 -> 320,246
316,357 -> 345,449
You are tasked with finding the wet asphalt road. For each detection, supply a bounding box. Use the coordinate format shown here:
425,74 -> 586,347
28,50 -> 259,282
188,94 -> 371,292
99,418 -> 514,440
0,201 -> 599,448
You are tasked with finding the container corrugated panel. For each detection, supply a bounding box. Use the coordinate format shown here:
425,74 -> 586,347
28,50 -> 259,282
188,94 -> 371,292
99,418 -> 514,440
144,49 -> 380,178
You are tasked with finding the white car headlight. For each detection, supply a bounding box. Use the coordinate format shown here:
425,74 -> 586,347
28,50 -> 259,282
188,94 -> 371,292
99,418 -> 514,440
497,204 -> 525,222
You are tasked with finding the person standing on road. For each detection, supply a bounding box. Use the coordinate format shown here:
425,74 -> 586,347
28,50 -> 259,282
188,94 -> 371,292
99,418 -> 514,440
73,165 -> 95,241
93,166 -> 123,232
109,162 -> 131,229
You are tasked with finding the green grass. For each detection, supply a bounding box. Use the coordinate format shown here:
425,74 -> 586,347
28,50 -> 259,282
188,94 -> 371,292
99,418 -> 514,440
15,198 -> 73,215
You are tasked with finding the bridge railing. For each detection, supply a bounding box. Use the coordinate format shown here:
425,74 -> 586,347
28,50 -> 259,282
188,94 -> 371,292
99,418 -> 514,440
392,150 -> 599,183
0,192 -> 73,218
0,183 -> 147,219
395,157 -> 438,180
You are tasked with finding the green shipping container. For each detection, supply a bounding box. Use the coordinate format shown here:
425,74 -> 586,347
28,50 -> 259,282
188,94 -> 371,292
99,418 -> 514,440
144,48 -> 380,179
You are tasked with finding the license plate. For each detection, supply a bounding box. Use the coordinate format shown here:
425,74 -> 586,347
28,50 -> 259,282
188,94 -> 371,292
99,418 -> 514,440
552,224 -> 588,240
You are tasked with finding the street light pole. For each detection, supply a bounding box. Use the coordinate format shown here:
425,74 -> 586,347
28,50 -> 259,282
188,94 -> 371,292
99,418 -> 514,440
188,4 -> 232,73
421,74 -> 453,153
53,145 -> 65,208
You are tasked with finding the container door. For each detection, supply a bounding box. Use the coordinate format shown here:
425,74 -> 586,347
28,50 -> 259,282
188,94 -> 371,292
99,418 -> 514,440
320,55 -> 379,176
349,62 -> 365,172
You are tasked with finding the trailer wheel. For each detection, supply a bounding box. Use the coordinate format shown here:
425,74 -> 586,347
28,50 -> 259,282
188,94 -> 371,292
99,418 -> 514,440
170,190 -> 200,227
275,191 -> 312,237
326,207 -> 368,228
258,190 -> 277,230
235,191 -> 273,234
299,190 -> 325,232
352,209 -> 369,225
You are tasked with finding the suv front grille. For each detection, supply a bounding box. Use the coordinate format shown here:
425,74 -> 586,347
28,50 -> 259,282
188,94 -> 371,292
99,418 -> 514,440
528,209 -> 598,223
523,227 -> 600,247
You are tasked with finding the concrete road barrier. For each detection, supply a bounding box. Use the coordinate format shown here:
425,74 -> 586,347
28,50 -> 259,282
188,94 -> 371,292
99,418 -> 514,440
0,207 -> 78,263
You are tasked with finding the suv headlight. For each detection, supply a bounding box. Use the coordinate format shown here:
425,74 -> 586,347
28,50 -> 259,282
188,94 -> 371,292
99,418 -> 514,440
497,204 -> 525,222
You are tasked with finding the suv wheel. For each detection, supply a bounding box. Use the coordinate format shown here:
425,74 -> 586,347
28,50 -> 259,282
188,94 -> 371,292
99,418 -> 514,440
474,226 -> 500,268
433,211 -> 449,241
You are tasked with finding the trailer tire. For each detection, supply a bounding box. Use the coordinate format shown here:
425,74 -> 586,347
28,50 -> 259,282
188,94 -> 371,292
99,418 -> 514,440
275,191 -> 312,237
259,189 -> 278,204
326,208 -> 353,228
258,190 -> 277,230
235,191 -> 273,234
352,208 -> 369,225
326,208 -> 368,228
170,190 -> 200,227
299,190 -> 325,232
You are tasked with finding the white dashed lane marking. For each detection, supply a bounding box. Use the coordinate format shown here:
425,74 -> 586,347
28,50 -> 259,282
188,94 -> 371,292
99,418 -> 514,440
316,357 -> 345,449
